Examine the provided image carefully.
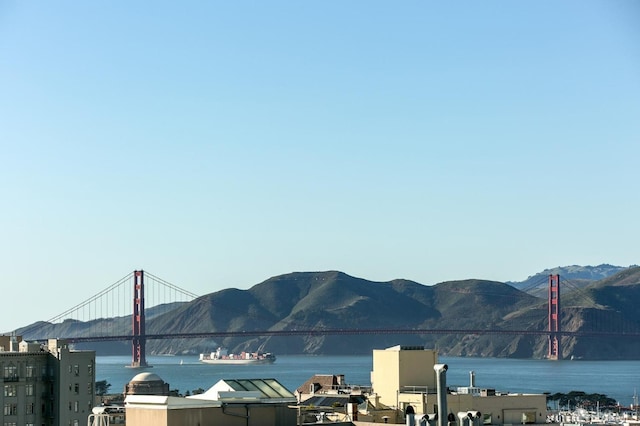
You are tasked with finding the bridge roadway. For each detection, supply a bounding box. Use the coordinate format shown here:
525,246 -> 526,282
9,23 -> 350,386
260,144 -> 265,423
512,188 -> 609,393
64,328 -> 640,343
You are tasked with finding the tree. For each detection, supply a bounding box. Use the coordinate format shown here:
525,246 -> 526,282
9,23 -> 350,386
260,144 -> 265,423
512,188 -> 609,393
95,380 -> 111,396
192,388 -> 205,395
547,391 -> 617,410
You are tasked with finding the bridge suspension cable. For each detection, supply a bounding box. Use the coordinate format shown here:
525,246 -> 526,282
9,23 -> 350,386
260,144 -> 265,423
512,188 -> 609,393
46,272 -> 132,323
144,271 -> 199,300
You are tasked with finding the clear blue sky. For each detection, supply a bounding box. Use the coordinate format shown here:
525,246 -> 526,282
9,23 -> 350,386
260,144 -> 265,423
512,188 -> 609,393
1,1 -> 639,331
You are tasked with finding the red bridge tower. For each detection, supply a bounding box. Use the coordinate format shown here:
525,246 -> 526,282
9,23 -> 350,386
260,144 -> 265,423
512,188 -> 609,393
131,270 -> 149,368
548,274 -> 561,360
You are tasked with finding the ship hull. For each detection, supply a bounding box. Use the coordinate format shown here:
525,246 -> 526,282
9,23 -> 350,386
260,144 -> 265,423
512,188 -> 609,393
199,358 -> 276,365
199,348 -> 276,365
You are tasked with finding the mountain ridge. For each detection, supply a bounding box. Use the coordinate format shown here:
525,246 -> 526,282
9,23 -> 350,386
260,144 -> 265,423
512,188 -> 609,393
15,265 -> 640,360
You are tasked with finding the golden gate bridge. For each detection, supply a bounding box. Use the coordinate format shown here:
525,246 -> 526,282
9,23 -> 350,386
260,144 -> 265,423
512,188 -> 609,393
18,270 -> 640,367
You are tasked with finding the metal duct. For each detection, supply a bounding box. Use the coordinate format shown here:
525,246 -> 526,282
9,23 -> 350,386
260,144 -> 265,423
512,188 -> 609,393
458,412 -> 471,426
434,364 -> 449,426
406,405 -> 416,426
468,411 -> 482,426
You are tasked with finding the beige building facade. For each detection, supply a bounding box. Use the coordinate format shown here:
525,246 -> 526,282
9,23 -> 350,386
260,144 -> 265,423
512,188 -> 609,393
369,345 -> 547,425
371,345 -> 438,409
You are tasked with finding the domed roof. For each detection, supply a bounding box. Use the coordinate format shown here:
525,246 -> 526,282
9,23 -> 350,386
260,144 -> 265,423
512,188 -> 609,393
130,372 -> 164,383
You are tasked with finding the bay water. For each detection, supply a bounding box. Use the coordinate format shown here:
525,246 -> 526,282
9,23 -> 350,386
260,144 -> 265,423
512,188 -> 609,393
97,355 -> 640,406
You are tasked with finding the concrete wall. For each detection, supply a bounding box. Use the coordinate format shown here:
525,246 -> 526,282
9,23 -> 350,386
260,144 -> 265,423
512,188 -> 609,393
447,393 -> 547,425
126,408 -> 169,425
126,403 -> 298,426
371,349 -> 401,408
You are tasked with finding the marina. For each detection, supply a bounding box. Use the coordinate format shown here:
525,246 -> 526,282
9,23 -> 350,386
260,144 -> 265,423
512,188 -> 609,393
551,409 -> 640,426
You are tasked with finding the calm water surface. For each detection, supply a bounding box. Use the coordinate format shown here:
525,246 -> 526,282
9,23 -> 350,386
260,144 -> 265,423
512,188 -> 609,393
97,355 -> 640,406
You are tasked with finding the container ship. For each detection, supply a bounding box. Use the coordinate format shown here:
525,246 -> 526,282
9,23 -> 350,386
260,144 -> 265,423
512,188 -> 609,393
199,347 -> 276,365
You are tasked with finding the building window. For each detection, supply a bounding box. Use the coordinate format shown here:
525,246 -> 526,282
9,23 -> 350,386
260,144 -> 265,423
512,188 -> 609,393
87,382 -> 92,394
68,365 -> 72,374
74,365 -> 79,376
3,366 -> 17,381
4,385 -> 16,397
4,422 -> 17,426
88,363 -> 93,375
26,384 -> 34,396
73,420 -> 79,426
3,403 -> 18,415
74,401 -> 79,412
74,383 -> 79,394
25,366 -> 35,378
26,402 -> 34,414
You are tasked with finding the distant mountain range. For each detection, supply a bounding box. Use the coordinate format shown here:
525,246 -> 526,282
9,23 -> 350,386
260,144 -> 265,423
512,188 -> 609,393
507,264 -> 637,297
16,265 -> 640,360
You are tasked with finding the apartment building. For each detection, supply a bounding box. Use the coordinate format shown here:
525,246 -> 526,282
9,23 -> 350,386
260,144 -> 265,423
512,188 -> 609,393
0,336 -> 95,426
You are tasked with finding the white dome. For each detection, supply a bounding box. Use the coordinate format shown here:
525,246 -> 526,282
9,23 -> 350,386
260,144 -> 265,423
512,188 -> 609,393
130,372 -> 164,383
